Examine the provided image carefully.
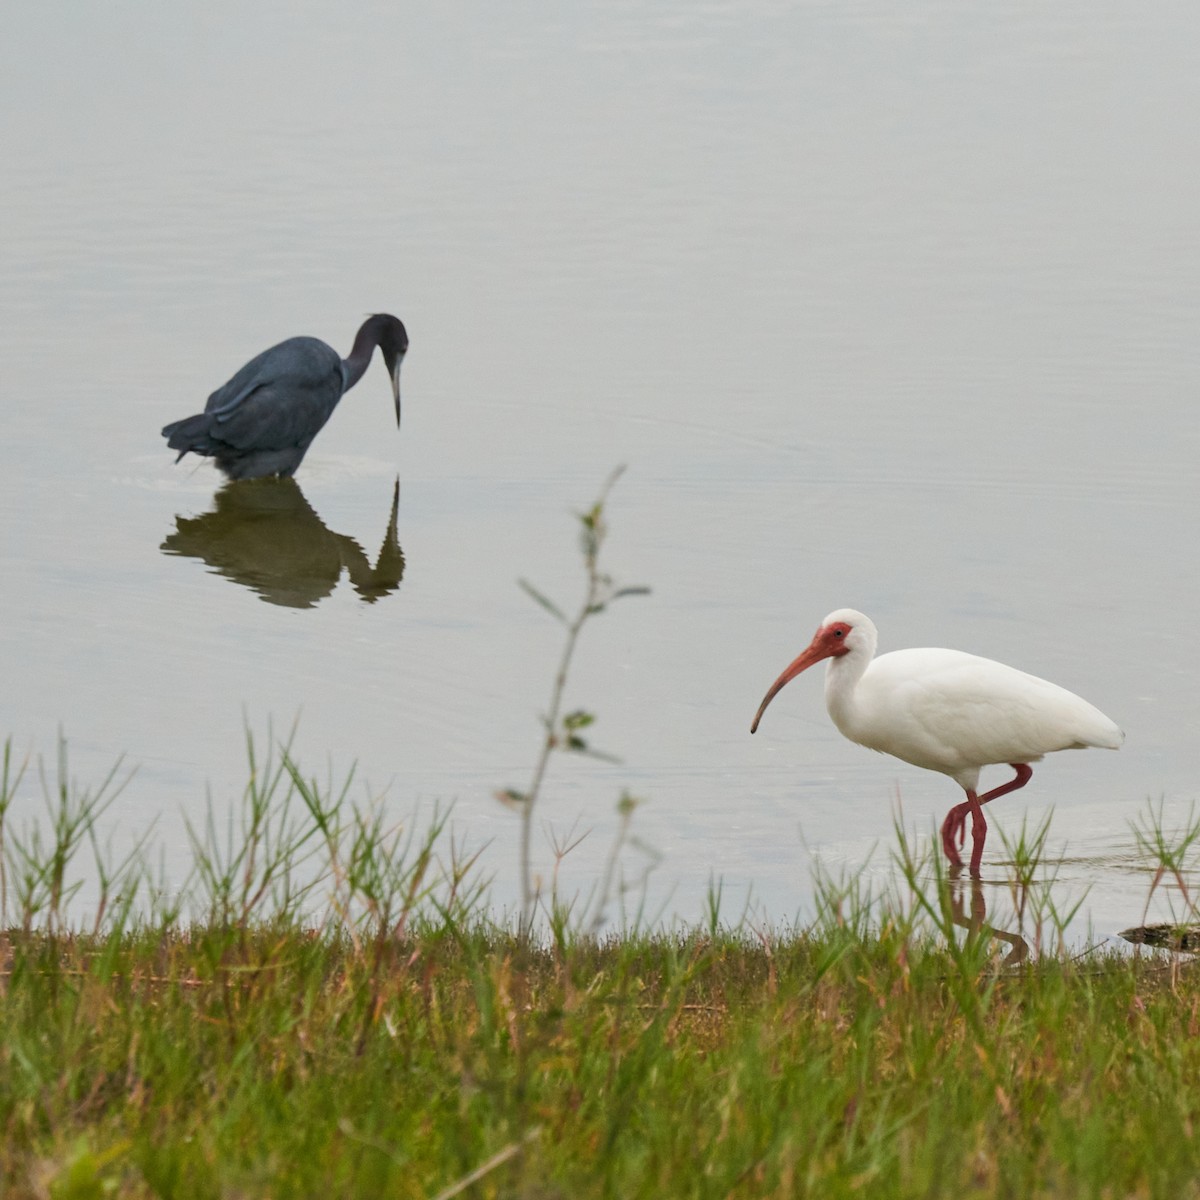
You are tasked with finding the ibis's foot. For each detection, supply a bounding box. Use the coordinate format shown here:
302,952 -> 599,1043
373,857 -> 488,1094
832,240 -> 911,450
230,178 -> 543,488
942,793 -> 989,875
940,807 -> 967,869
946,766 -> 1030,879
967,796 -> 988,878
941,800 -> 975,858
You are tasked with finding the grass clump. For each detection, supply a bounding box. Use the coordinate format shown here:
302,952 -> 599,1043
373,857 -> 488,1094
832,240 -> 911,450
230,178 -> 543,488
2,751 -> 1200,1198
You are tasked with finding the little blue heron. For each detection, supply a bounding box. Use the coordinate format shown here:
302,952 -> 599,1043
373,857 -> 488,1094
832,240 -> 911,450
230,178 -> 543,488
162,314 -> 408,480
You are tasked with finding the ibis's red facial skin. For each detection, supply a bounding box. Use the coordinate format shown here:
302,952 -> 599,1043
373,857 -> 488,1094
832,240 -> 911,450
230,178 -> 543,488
750,621 -> 855,733
817,621 -> 854,656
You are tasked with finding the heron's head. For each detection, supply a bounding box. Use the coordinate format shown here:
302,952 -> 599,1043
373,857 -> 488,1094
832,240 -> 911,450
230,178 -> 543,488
367,314 -> 408,427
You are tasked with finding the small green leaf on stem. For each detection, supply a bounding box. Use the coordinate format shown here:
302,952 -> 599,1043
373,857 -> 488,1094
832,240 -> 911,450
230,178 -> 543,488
518,579 -> 567,624
573,745 -> 623,764
617,790 -> 642,817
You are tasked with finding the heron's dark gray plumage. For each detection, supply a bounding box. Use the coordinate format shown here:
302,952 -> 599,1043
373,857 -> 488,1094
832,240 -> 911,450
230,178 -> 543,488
162,314 -> 408,480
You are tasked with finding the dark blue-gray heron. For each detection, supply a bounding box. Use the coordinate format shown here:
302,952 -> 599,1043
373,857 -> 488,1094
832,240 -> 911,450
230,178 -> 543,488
162,314 -> 408,480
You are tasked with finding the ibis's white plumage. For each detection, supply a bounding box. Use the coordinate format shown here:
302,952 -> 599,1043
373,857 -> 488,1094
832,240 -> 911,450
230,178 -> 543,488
751,608 -> 1124,875
819,609 -> 1124,792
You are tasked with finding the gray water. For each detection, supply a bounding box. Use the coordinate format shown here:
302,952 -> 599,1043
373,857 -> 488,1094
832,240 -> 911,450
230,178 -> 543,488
3,3 -> 1198,941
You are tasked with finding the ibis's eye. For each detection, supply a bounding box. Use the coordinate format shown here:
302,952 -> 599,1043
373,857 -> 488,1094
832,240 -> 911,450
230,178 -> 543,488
833,629 -> 844,638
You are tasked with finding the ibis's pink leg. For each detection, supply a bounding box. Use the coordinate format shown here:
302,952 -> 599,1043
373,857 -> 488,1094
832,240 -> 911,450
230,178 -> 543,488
939,764 -> 1034,877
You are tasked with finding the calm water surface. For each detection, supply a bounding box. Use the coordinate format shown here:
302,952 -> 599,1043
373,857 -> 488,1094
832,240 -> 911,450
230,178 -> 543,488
2,3 -> 1199,940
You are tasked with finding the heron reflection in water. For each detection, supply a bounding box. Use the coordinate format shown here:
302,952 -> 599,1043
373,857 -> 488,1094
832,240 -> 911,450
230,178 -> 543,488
161,477 -> 404,609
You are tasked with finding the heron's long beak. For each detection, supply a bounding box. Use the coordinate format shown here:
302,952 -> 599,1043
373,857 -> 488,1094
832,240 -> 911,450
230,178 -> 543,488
391,358 -> 403,428
750,641 -> 828,733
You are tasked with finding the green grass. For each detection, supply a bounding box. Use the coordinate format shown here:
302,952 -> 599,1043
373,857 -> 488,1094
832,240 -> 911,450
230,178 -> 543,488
7,479 -> 1198,1197
3,740 -> 1200,1198
5,893 -> 1200,1197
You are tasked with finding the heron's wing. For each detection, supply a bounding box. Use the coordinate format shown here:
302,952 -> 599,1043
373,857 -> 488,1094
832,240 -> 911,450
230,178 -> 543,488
203,338 -> 344,451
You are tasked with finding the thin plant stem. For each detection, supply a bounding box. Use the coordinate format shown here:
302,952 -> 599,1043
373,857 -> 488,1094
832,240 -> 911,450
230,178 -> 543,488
509,465 -> 650,935
518,525 -> 607,927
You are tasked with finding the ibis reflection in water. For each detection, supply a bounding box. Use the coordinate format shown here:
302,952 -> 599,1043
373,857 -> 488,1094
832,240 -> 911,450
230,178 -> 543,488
943,876 -> 1029,966
160,477 -> 404,609
162,314 -> 408,480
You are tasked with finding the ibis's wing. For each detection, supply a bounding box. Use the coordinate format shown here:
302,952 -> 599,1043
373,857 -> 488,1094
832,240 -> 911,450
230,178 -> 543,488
864,649 -> 1122,773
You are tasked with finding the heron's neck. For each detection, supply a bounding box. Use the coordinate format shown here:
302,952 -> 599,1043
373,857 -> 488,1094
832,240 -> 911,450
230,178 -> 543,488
342,325 -> 378,391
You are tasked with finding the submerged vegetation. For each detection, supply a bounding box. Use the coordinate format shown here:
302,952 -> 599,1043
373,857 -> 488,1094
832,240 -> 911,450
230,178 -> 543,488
5,474 -> 1200,1197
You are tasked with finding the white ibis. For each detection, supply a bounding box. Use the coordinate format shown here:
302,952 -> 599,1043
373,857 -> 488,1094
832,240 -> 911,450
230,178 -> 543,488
750,609 -> 1124,877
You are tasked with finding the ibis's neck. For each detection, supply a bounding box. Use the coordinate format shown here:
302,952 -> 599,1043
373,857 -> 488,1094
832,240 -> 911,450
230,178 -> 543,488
823,646 -> 873,740
341,324 -> 379,392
